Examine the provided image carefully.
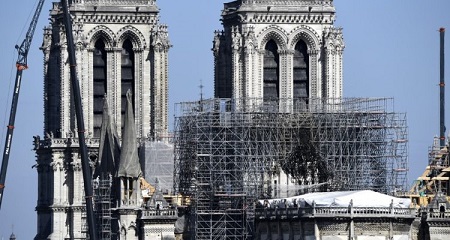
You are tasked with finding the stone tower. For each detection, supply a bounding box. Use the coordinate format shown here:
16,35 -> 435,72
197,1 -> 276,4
34,0 -> 170,239
213,0 -> 344,111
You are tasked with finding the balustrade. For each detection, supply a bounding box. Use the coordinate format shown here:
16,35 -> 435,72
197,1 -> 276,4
255,205 -> 416,220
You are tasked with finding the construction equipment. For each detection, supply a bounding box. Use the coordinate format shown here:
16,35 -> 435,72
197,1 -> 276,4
60,0 -> 98,239
407,28 -> 449,207
0,1 -> 98,238
0,0 -> 46,209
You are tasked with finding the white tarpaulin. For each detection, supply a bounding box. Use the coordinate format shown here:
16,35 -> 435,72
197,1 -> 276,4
260,190 -> 411,208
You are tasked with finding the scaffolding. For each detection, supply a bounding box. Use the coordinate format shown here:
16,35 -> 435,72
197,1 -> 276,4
93,175 -> 113,240
140,140 -> 174,194
174,97 -> 408,239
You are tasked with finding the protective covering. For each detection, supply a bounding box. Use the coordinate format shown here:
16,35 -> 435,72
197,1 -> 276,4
260,190 -> 411,208
117,90 -> 142,178
94,99 -> 120,177
140,141 -> 174,193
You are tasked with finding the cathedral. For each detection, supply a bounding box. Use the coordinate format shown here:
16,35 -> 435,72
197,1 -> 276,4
31,0 -> 426,240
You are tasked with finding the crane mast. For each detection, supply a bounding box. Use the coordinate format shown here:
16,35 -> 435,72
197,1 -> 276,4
0,0 -> 46,209
60,0 -> 99,239
0,1 -> 98,239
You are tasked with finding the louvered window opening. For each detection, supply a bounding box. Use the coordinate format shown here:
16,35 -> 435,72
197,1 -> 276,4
121,39 -> 135,132
263,40 -> 279,104
293,40 -> 309,108
93,39 -> 107,137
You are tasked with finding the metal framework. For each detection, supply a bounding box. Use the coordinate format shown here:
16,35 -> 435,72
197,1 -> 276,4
174,97 -> 408,239
141,141 -> 174,194
94,175 -> 113,240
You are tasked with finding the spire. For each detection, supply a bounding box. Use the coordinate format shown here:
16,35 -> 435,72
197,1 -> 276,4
94,98 -> 121,177
117,90 -> 142,178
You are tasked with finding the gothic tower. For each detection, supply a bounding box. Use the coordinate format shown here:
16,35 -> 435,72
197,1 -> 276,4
213,0 -> 344,111
34,0 -> 170,239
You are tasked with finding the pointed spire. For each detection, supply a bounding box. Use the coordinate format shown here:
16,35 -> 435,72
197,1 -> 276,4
94,98 -> 121,177
117,90 -> 142,178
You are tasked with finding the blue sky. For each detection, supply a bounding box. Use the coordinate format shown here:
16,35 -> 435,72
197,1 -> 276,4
0,0 -> 449,238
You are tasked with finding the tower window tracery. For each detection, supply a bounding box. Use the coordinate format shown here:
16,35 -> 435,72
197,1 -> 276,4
121,39 -> 135,131
93,39 -> 107,137
263,39 -> 280,103
293,40 -> 309,107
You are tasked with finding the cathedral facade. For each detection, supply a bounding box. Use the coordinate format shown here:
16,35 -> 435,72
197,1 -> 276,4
41,0 -> 170,141
213,0 -> 344,111
31,0 -> 397,239
34,0 -> 170,239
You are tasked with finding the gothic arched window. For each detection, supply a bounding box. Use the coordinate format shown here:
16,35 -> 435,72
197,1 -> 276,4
93,39 -> 107,137
293,40 -> 309,106
121,39 -> 135,129
263,40 -> 279,102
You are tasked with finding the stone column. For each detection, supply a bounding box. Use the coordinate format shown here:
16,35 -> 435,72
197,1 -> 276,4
314,220 -> 320,240
141,47 -> 151,138
72,156 -> 83,204
161,47 -> 169,139
231,27 -> 242,100
112,47 -> 122,135
309,49 -> 320,99
336,48 -> 344,99
59,45 -> 72,136
279,49 -> 294,113
255,49 -> 266,106
76,44 -> 90,135
152,45 -> 163,140
134,47 -> 144,138
243,44 -> 253,101
349,202 -> 355,239
85,48 -> 94,134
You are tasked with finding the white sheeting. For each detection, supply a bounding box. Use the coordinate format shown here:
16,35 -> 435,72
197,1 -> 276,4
260,190 -> 411,208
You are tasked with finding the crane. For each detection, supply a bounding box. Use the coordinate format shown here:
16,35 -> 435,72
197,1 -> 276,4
0,0 -> 46,209
0,0 -> 98,238
60,0 -> 98,239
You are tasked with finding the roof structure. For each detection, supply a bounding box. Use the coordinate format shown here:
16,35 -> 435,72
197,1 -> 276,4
94,99 -> 120,177
117,90 -> 142,178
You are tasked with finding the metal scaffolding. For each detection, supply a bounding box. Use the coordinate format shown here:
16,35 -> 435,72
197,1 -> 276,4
94,175 -> 113,240
174,97 -> 408,239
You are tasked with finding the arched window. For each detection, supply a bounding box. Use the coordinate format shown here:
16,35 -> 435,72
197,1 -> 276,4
93,39 -> 107,137
293,40 -> 309,106
263,40 -> 279,102
121,39 -> 135,130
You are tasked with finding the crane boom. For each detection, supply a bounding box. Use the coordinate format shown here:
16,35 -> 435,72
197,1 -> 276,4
0,0 -> 46,209
60,0 -> 98,239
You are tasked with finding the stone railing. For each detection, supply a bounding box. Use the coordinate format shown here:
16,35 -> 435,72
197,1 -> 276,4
141,209 -> 178,219
35,137 -> 100,150
241,0 -> 333,6
256,206 -> 416,220
428,211 -> 450,219
73,0 -> 155,5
